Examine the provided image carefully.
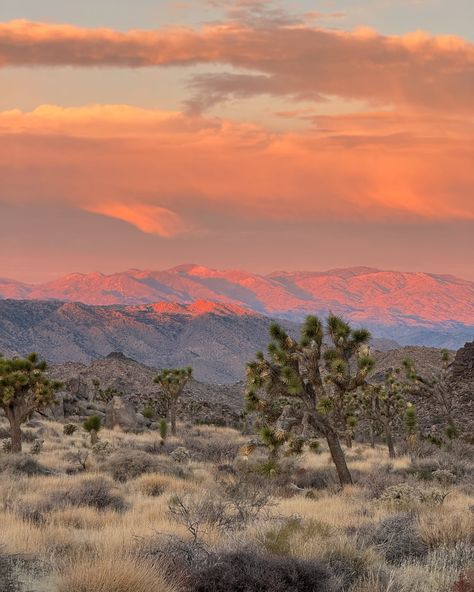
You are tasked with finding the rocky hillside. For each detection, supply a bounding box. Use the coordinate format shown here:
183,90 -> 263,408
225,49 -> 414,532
0,298 -> 398,383
372,344 -> 474,438
1,265 -> 473,347
0,299 -> 296,383
47,352 -> 244,428
44,343 -> 473,438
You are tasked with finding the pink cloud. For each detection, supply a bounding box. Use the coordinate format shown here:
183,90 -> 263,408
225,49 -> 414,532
0,20 -> 473,112
1,105 -> 472,234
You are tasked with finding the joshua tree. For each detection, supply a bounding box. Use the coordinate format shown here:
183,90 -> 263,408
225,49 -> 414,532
83,415 -> 102,444
154,367 -> 192,436
159,418 -> 168,446
359,366 -> 413,458
92,379 -> 122,404
0,353 -> 61,453
412,350 -> 458,438
246,315 -> 374,487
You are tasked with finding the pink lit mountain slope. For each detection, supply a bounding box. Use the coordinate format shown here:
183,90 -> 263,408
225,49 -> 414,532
0,265 -> 473,348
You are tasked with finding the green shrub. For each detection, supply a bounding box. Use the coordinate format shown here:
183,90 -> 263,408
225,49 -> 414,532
83,415 -> 101,433
63,423 -> 78,436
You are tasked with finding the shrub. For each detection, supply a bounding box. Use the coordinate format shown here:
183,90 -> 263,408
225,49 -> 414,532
91,440 -> 114,460
0,454 -> 49,476
63,424 -> 78,436
29,439 -> 43,455
142,405 -> 155,420
48,477 -> 127,512
185,550 -> 333,592
102,449 -> 162,482
359,513 -> 428,564
355,464 -> 400,499
293,467 -> 340,491
170,447 -> 191,463
0,553 -> 19,592
321,537 -> 381,591
258,517 -> 303,556
378,483 -> 423,507
1,439 -> 12,453
182,436 -> 239,463
432,469 -> 457,485
134,474 -> 167,497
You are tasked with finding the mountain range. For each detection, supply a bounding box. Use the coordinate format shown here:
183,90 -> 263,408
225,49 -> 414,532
0,265 -> 472,349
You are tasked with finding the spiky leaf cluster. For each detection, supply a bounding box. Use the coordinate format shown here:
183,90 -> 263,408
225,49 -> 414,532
154,367 -> 192,402
0,353 -> 61,418
246,315 -> 374,457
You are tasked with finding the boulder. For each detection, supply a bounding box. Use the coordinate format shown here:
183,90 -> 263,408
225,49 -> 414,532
104,396 -> 137,430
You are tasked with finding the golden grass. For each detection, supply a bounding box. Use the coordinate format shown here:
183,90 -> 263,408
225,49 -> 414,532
0,417 -> 473,592
55,556 -> 178,592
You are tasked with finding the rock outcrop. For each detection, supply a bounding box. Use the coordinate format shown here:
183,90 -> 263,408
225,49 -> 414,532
104,396 -> 138,430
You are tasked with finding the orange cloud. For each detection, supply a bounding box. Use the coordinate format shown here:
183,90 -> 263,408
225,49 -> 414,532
0,20 -> 473,113
86,202 -> 187,236
0,105 -> 473,233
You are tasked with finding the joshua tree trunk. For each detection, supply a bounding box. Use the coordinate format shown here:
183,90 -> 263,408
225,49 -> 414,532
369,424 -> 376,448
170,403 -> 177,436
325,428 -> 353,486
384,421 -> 396,459
345,433 -> 353,448
6,409 -> 22,453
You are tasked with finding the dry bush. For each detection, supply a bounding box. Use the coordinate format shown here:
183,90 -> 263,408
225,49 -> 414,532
0,455 -> 50,477
359,512 -> 428,564
102,449 -> 158,482
133,474 -> 168,497
316,536 -> 382,591
61,476 -> 127,512
185,549 -> 333,592
31,476 -> 127,514
292,467 -> 341,491
391,542 -> 474,592
418,510 -> 474,549
354,463 -> 402,499
102,449 -> 191,482
181,435 -> 240,463
55,556 -> 177,592
0,552 -> 20,592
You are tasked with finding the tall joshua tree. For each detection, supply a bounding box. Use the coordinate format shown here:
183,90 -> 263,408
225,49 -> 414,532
154,367 -> 192,436
246,315 -> 374,487
0,353 -> 61,453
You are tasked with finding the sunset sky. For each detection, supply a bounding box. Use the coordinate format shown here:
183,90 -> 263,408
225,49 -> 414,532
1,0 -> 473,282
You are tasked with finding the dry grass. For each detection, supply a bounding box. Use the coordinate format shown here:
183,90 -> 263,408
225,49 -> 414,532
0,418 -> 472,592
56,556 -> 177,592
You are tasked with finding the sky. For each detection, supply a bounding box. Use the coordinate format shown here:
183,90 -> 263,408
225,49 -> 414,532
0,0 -> 473,282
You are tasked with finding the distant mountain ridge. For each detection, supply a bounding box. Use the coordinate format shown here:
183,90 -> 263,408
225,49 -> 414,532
1,265 -> 473,349
0,299 -> 284,382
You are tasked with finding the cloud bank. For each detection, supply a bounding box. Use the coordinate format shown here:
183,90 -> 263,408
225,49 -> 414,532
0,20 -> 473,113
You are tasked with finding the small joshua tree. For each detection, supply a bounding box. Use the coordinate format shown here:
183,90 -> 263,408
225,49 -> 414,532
154,367 -> 192,436
83,415 -> 102,444
405,405 -> 418,452
0,353 -> 61,453
359,367 -> 412,458
246,315 -> 374,487
159,418 -> 168,446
